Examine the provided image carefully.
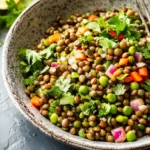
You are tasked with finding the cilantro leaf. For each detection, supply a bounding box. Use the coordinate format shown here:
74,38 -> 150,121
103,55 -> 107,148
40,65 -> 50,74
24,71 -> 40,86
40,43 -> 57,59
99,103 -> 111,116
117,74 -> 129,81
19,61 -> 31,73
79,35 -> 93,44
80,101 -> 97,116
60,93 -> 74,106
55,77 -> 71,93
42,85 -> 63,97
97,17 -> 107,28
112,84 -> 126,95
79,94 -> 91,100
86,22 -> 101,33
144,79 -> 150,93
94,37 -> 116,51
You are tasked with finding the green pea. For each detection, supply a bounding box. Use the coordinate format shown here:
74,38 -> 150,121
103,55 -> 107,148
123,106 -> 133,116
128,46 -> 136,55
128,56 -> 135,64
142,115 -> 148,119
99,76 -> 109,87
78,129 -> 86,138
79,112 -> 85,119
71,72 -> 79,78
43,39 -> 50,46
138,124 -> 145,130
116,115 -> 124,123
130,82 -> 139,90
50,113 -> 58,124
79,85 -> 89,95
126,131 -> 136,142
107,93 -> 117,103
110,104 -> 118,114
74,120 -> 81,128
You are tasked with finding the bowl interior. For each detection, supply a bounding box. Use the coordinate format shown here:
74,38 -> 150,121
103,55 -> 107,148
2,0 -> 150,149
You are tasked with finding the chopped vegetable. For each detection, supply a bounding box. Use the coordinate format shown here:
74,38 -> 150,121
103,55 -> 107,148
112,84 -> 126,96
49,33 -> 61,44
113,68 -> 123,77
30,96 -> 41,107
105,64 -> 117,78
119,58 -> 129,66
130,98 -> 144,111
134,52 -> 143,62
138,67 -> 148,77
60,93 -> 74,106
74,49 -> 87,60
86,22 -> 101,33
130,71 -> 142,82
124,75 -> 133,83
88,14 -> 98,21
99,103 -> 111,116
117,74 -> 129,81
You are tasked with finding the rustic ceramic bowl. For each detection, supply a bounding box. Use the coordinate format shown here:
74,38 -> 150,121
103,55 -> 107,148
2,0 -> 150,149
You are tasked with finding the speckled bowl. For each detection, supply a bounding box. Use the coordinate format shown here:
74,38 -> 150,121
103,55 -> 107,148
2,0 -> 150,149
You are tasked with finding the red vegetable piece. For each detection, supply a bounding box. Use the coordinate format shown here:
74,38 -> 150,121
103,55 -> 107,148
130,72 -> 142,82
118,34 -> 124,41
109,30 -> 117,38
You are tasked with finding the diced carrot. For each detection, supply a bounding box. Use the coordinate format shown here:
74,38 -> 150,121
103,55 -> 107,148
113,68 -> 123,77
88,14 -> 98,21
99,120 -> 107,128
49,33 -> 61,44
74,50 -> 87,60
124,76 -> 133,83
77,27 -> 89,36
138,67 -> 148,77
130,72 -> 143,82
30,96 -> 41,107
119,58 -> 129,66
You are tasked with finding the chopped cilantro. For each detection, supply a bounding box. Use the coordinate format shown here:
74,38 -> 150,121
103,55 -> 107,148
40,43 -> 57,59
80,101 -> 97,116
94,37 -> 116,51
79,35 -> 93,44
144,79 -> 150,93
86,22 -> 101,33
112,84 -> 126,95
60,93 -> 74,106
99,103 -> 111,116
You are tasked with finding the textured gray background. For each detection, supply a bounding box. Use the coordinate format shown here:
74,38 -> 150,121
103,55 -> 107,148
0,29 -> 78,150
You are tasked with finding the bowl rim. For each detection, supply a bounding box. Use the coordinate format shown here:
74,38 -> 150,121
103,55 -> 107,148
2,0 -> 150,149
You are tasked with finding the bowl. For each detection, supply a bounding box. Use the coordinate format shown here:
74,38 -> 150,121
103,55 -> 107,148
2,0 -> 150,149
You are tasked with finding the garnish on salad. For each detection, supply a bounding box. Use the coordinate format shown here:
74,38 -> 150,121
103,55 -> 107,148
19,7 -> 150,142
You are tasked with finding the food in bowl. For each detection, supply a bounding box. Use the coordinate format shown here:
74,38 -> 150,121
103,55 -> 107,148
18,7 -> 150,143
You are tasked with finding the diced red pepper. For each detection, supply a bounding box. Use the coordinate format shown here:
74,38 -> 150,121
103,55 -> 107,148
119,58 -> 129,66
118,34 -> 124,41
130,72 -> 143,82
124,76 -> 133,83
109,30 -> 117,38
113,68 -> 123,77
138,67 -> 148,77
30,96 -> 41,107
74,50 -> 87,60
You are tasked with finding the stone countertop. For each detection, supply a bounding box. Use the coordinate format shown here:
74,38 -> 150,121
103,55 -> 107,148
0,29 -> 78,150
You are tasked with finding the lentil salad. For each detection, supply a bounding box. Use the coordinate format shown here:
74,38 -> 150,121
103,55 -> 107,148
18,7 -> 150,142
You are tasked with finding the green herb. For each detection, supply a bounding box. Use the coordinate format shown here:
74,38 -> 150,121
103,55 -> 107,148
125,29 -> 141,41
40,43 -> 57,59
0,0 -> 32,28
113,84 -> 126,95
40,65 -> 50,74
99,103 -> 111,116
79,35 -> 93,44
60,93 -> 74,106
24,71 -> 40,86
79,94 -> 91,100
42,77 -> 72,96
137,42 -> 150,59
86,22 -> 101,33
104,61 -> 112,70
80,101 -> 97,116
49,100 -> 60,113
117,74 -> 129,80
94,37 -> 116,51
97,17 -> 107,28
144,79 -> 150,93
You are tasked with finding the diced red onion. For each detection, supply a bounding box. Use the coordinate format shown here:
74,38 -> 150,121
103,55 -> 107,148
130,98 -> 144,111
68,57 -> 76,65
111,127 -> 126,143
50,67 -> 56,73
105,65 -> 117,78
136,62 -> 146,68
71,64 -> 78,70
135,52 -> 143,62
51,62 -> 58,68
139,105 -> 148,113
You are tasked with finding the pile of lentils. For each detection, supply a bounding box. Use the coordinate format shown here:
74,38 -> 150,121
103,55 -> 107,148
21,7 -> 150,142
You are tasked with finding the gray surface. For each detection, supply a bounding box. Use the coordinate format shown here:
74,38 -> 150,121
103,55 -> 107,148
0,30 -> 77,150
